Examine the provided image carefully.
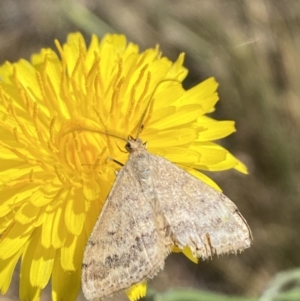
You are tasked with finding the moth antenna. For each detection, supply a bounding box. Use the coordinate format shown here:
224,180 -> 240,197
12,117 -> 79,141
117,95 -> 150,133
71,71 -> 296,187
92,107 -> 128,142
63,126 -> 127,143
134,78 -> 182,139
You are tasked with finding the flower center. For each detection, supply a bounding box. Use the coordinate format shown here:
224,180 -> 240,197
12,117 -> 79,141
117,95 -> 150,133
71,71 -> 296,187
56,117 -> 109,174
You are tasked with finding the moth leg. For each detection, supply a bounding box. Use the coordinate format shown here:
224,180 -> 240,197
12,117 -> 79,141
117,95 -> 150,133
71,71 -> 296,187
107,157 -> 124,167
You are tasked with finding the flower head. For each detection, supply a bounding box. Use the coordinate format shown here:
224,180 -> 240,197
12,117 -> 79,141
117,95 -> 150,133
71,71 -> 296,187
0,33 -> 246,301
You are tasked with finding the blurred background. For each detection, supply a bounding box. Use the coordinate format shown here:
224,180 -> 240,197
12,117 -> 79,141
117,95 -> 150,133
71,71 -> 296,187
1,0 -> 300,300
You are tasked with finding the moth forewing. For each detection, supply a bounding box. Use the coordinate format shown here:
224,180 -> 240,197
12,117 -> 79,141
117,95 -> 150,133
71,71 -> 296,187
81,137 -> 252,300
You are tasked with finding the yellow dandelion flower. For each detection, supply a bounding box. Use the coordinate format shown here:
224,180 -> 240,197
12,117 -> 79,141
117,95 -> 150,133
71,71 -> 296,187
0,32 -> 247,301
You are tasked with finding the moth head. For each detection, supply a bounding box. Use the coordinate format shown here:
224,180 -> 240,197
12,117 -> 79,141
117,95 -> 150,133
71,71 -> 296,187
125,136 -> 147,153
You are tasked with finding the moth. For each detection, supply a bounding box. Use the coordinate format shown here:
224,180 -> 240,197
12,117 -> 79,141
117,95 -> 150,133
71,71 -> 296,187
81,137 -> 252,300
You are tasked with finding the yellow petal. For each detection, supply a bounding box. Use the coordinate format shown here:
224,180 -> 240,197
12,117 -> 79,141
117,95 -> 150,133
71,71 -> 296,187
51,205 -> 67,249
189,142 -> 228,165
20,232 -> 42,301
145,128 -> 198,148
151,147 -> 201,164
60,229 -> 85,271
150,82 -> 185,112
14,59 -> 41,94
64,188 -> 85,236
15,202 -> 41,225
0,222 -> 34,260
0,185 -> 39,217
83,197 -> 103,239
234,159 -> 248,174
174,77 -> 218,111
166,53 -> 188,80
30,186 -> 54,207
172,246 -> 198,264
20,285 -> 41,301
198,148 -> 248,173
27,228 -> 55,288
0,61 -> 14,83
0,249 -> 22,293
126,282 -> 147,301
197,119 -> 236,141
149,104 -> 203,129
41,208 -> 56,249
0,211 -> 14,233
52,252 -> 81,301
